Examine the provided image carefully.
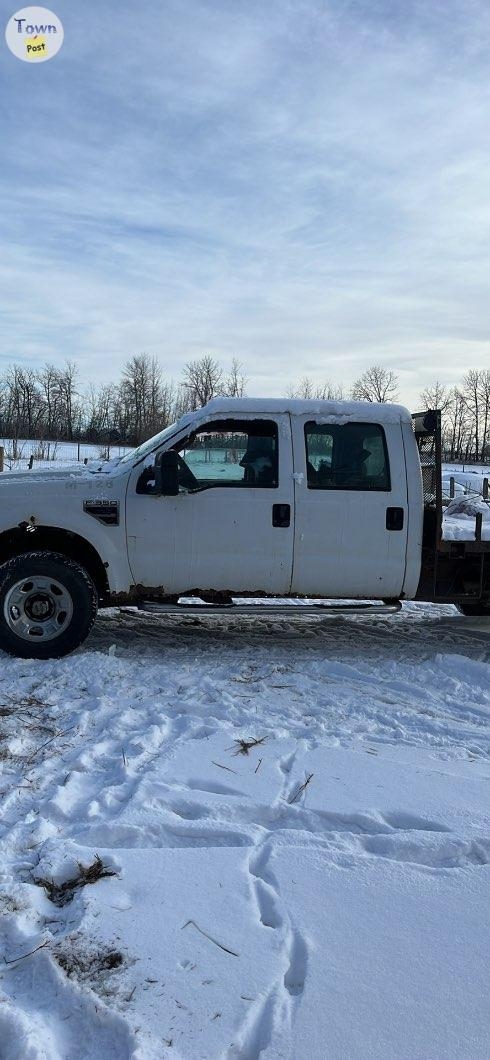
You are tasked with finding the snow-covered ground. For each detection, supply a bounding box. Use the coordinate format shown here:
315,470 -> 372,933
1,603 -> 489,1059
0,440 -> 132,473
443,463 -> 490,488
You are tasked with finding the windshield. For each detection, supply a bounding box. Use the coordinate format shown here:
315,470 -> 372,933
119,421 -> 180,465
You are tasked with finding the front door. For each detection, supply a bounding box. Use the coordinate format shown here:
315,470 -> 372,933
290,415 -> 409,598
125,414 -> 295,596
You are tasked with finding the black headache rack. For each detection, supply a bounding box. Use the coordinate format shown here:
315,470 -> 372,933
412,409 -> 489,606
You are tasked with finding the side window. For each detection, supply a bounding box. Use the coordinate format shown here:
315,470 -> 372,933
305,422 -> 390,491
175,419 -> 279,490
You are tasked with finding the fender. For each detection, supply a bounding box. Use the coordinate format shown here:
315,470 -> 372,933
0,468 -> 134,594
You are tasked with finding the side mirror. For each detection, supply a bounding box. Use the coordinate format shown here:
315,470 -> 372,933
155,450 -> 179,496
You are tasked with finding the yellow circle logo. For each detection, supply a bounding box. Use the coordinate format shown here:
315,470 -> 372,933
5,6 -> 63,62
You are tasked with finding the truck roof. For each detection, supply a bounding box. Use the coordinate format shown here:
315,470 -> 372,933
194,397 -> 412,425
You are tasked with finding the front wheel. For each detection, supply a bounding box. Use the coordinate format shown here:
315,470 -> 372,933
0,552 -> 98,659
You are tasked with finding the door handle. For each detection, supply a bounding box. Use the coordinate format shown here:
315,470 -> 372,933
272,503 -> 290,528
386,507 -> 404,531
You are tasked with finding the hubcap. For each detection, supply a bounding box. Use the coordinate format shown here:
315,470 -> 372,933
4,575 -> 73,642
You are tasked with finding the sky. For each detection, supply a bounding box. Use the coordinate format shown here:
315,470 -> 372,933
1,0 -> 489,407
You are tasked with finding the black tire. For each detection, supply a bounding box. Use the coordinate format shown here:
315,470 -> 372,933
458,602 -> 490,617
0,551 -> 98,659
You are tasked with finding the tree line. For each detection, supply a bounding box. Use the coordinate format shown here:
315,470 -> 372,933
0,356 -> 245,450
0,356 -> 488,462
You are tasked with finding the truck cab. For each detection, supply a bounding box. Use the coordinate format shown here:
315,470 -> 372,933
124,398 -> 422,601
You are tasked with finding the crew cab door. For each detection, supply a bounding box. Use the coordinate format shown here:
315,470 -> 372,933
290,415 -> 408,598
125,414 -> 294,596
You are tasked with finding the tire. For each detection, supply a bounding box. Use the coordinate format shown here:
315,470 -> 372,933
458,602 -> 490,617
0,551 -> 98,659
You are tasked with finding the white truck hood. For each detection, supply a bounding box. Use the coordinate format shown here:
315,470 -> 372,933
0,463 -> 130,527
0,458 -> 124,488
0,466 -> 88,487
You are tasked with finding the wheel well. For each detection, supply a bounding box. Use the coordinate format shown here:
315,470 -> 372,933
0,526 -> 109,598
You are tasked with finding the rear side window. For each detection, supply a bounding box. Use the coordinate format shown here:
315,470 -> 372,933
305,422 -> 391,491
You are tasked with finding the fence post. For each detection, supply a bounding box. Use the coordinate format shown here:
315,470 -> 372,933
0,446 -> 3,473
483,478 -> 488,500
77,442 -> 81,461
449,476 -> 455,498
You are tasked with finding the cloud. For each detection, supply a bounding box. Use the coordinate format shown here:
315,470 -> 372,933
1,0 -> 489,405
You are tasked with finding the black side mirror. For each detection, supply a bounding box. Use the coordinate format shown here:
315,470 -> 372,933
155,450 -> 179,496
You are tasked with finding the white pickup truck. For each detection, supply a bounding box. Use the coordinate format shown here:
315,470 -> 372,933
0,398 -> 488,657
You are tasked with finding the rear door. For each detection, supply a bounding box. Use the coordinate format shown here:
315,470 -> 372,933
290,415 -> 408,598
125,414 -> 295,596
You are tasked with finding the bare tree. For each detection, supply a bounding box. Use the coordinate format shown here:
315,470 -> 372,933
458,369 -> 490,463
419,380 -> 451,414
1,366 -> 43,442
56,362 -> 80,441
224,358 -> 247,398
39,364 -> 63,440
121,355 -> 147,443
120,354 -> 168,444
172,384 -> 194,420
445,387 -> 471,462
351,365 -> 399,403
182,355 -> 223,408
420,381 -> 459,460
460,370 -> 480,461
85,382 -> 120,441
288,376 -> 344,400
479,370 -> 490,461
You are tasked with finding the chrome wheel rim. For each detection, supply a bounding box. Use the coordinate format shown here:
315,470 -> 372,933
4,575 -> 73,643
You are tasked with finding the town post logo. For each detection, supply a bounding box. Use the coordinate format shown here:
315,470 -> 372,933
5,6 -> 63,62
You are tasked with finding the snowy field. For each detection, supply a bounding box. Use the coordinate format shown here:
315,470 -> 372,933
444,463 -> 490,487
1,602 -> 489,1059
0,440 -> 133,472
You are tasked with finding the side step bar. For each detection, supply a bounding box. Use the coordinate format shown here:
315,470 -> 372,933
137,599 -> 402,617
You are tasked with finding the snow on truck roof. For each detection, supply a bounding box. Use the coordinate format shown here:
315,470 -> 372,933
184,397 -> 412,426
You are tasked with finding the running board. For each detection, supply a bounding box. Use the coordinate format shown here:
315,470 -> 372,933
137,599 -> 402,617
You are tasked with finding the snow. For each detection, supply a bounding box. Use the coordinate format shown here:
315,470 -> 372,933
199,397 -> 413,424
0,458 -> 128,482
0,441 -> 133,475
0,603 -> 489,1058
442,468 -> 489,499
273,847 -> 490,1059
441,470 -> 490,540
444,462 -> 490,480
442,495 -> 490,541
